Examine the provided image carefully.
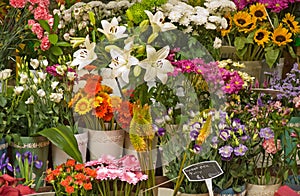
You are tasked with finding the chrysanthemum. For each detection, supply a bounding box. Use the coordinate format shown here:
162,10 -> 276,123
254,28 -> 270,47
221,14 -> 232,37
233,11 -> 252,28
282,13 -> 300,34
74,98 -> 91,115
272,24 -> 293,46
250,3 -> 267,21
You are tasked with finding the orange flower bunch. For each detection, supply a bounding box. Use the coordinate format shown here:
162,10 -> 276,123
70,68 -> 119,130
45,159 -> 97,195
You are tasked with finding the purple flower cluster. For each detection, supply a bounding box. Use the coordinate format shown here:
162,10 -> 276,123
233,0 -> 300,13
259,127 -> 274,139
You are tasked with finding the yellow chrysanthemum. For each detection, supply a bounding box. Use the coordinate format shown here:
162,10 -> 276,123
254,28 -> 270,47
221,14 -> 232,37
250,3 -> 267,21
272,24 -> 293,46
282,13 -> 300,34
74,97 -> 92,115
233,11 -> 252,28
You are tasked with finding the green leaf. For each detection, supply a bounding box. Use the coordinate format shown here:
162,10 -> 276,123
265,48 -> 280,68
288,45 -> 297,59
50,46 -> 63,56
38,20 -> 50,33
48,34 -> 58,45
52,13 -> 59,32
0,96 -> 7,107
234,37 -> 246,50
39,125 -> 83,163
55,41 -> 72,47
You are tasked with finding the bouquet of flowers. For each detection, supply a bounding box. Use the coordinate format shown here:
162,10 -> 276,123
223,2 -> 300,67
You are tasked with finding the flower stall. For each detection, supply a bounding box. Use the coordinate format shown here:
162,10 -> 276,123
1,0 -> 300,195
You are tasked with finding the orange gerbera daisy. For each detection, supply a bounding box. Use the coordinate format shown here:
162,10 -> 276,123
94,101 -> 109,118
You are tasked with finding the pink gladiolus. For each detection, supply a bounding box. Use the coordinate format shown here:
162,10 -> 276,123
262,138 -> 281,154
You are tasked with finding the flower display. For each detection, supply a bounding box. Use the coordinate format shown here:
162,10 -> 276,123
223,2 -> 300,67
46,155 -> 147,196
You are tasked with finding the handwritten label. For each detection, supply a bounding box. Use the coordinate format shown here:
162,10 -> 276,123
183,161 -> 223,181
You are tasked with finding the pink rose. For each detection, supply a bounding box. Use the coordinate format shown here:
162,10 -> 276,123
262,138 -> 281,154
9,0 -> 26,8
40,36 -> 51,51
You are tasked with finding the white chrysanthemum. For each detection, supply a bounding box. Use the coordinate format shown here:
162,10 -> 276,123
191,14 -> 207,26
220,17 -> 228,29
168,11 -> 183,23
179,15 -> 191,26
213,37 -> 222,49
25,96 -> 34,104
182,26 -> 193,34
205,22 -> 217,30
195,6 -> 210,16
37,89 -> 46,97
208,16 -> 222,24
14,86 -> 24,95
30,59 -> 39,69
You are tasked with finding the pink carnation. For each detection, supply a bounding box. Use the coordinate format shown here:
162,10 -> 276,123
33,5 -> 49,20
30,22 -> 44,39
10,0 -> 26,8
40,36 -> 51,51
262,138 -> 281,154
27,0 -> 40,5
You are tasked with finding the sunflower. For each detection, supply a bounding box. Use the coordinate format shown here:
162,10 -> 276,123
282,13 -> 300,34
272,24 -> 293,46
233,11 -> 252,28
74,97 -> 92,115
254,28 -> 270,47
250,3 -> 267,21
239,17 -> 257,33
221,14 -> 232,37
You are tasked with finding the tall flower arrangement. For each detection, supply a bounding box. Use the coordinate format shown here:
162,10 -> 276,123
223,2 -> 300,67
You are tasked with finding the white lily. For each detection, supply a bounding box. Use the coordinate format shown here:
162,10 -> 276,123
144,10 -> 177,33
139,45 -> 174,84
97,17 -> 128,42
108,45 -> 139,84
71,35 -> 97,70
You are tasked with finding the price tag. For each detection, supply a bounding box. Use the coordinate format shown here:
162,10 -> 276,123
183,161 -> 223,196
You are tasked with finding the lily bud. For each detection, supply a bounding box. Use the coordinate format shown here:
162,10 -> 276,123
147,32 -> 158,44
139,20 -> 149,33
133,66 -> 141,77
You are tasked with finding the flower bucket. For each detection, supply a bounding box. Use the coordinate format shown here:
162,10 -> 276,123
285,175 -> 300,192
284,116 -> 300,166
87,129 -> 124,160
213,185 -> 246,196
10,136 -> 49,184
246,177 -> 281,196
240,61 -> 262,83
51,130 -> 88,166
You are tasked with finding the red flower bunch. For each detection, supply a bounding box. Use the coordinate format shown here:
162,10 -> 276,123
0,174 -> 35,196
45,159 -> 96,195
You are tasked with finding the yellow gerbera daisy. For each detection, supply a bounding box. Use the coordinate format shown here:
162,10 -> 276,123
221,14 -> 232,37
272,24 -> 293,46
250,3 -> 267,21
233,11 -> 252,28
282,13 -> 300,34
74,97 -> 92,115
254,28 -> 270,47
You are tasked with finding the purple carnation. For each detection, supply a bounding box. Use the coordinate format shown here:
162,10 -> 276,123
259,127 -> 274,139
234,144 -> 248,156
